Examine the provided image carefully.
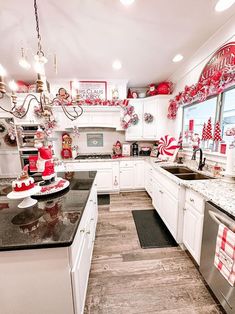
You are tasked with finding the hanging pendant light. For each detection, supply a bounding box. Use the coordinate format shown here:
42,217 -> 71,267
0,0 -> 83,121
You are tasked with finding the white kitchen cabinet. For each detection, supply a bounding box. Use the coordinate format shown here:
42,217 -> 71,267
144,162 -> 153,197
151,167 -> 185,243
125,95 -> 171,141
64,161 -> 119,193
183,189 -> 205,265
119,160 -> 145,190
0,150 -> 21,177
125,99 -> 144,140
120,166 -> 134,189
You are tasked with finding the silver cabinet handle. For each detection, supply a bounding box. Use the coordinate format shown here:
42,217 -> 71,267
80,228 -> 85,233
190,198 -> 194,203
86,230 -> 91,234
159,190 -> 163,194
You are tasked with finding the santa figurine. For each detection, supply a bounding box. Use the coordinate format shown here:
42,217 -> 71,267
61,133 -> 72,159
146,83 -> 158,97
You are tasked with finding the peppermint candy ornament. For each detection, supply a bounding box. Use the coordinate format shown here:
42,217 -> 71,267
158,135 -> 179,156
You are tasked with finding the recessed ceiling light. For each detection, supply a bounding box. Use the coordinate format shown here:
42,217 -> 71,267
215,0 -> 235,12
120,0 -> 135,6
112,60 -> 122,70
172,54 -> 184,63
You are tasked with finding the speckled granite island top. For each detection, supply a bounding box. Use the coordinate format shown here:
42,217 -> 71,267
0,171 -> 96,251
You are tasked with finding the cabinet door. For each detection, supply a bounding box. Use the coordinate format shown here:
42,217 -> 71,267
125,100 -> 143,140
161,189 -> 178,239
96,168 -> 113,192
111,163 -> 120,191
0,152 -> 21,176
143,98 -> 158,139
133,161 -> 145,189
152,179 -> 162,215
183,204 -> 204,264
120,167 -> 134,189
155,96 -> 171,139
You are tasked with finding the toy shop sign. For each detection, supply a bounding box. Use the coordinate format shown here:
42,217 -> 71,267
167,42 -> 235,119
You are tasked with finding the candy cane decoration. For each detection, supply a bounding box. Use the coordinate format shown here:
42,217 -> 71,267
158,135 -> 179,156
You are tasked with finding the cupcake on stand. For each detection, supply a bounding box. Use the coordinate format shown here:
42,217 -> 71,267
32,127 -> 69,195
7,165 -> 40,208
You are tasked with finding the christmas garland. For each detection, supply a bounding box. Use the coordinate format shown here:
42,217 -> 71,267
167,65 -> 235,119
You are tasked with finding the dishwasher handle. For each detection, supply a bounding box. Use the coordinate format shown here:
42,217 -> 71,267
209,210 -> 235,233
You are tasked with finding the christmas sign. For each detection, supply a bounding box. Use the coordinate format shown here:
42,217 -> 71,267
167,42 -> 235,119
70,81 -> 107,100
199,42 -> 235,83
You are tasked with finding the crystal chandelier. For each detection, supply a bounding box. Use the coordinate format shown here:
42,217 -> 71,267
0,0 -> 83,121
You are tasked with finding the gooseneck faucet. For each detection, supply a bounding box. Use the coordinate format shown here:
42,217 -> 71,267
191,148 -> 206,171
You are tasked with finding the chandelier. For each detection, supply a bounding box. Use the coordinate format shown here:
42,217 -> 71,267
0,0 -> 83,121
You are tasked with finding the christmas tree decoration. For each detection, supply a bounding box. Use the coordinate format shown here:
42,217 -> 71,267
213,120 -> 222,152
201,123 -> 207,141
206,117 -> 213,140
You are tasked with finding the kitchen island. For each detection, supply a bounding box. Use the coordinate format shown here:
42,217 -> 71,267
0,171 -> 98,314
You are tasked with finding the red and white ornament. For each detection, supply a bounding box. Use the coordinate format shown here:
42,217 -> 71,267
158,135 -> 179,156
213,120 -> 222,142
206,117 -> 213,140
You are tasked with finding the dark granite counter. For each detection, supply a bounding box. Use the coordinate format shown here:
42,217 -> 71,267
0,171 -> 96,251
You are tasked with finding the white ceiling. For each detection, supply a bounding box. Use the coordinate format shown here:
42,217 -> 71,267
1,0 -> 235,87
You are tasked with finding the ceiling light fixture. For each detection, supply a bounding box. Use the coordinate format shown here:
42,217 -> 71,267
0,0 -> 83,121
215,0 -> 235,11
112,59 -> 122,70
172,54 -> 184,63
18,48 -> 31,70
120,0 -> 135,5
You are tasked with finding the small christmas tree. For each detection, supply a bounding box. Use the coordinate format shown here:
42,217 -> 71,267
201,123 -> 207,141
206,117 -> 213,140
213,120 -> 222,142
213,120 -> 222,152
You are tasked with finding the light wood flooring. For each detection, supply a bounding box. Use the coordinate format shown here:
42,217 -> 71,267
84,192 -> 224,314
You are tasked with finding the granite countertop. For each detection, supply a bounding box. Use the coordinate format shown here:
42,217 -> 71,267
62,156 -> 148,163
0,171 -> 96,251
146,159 -> 235,217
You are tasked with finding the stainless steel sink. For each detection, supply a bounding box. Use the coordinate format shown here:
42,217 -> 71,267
161,166 -> 195,174
175,173 -> 214,180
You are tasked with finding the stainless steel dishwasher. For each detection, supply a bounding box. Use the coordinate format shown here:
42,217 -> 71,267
200,201 -> 235,314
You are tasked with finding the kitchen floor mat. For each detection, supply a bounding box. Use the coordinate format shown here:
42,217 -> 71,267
98,194 -> 110,206
132,209 -> 178,249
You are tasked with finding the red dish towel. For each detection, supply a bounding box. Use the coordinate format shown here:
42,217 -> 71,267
214,223 -> 235,286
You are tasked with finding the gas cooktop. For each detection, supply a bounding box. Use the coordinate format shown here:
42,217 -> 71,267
75,154 -> 112,160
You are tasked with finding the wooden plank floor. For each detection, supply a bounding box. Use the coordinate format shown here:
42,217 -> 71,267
85,192 -> 224,314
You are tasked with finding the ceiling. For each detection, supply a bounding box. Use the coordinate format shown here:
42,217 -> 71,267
1,0 -> 235,87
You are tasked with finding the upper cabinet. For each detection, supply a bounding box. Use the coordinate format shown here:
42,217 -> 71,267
125,95 -> 171,141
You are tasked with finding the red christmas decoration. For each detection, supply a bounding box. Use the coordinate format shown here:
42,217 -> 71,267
201,123 -> 207,141
213,120 -> 222,142
206,117 -> 213,140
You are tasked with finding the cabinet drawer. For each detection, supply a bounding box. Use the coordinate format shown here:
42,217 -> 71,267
120,161 -> 134,168
185,189 -> 205,214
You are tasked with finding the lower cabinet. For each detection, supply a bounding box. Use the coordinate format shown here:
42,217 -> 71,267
144,163 -> 153,197
183,189 -> 205,265
65,162 -> 119,193
0,150 -> 21,176
120,160 -> 145,190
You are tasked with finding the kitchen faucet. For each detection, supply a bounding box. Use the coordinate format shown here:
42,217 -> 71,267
191,148 -> 206,171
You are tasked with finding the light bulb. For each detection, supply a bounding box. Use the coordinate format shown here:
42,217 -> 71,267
120,0 -> 135,5
112,59 -> 122,70
8,80 -> 18,92
172,54 -> 184,63
34,54 -> 48,64
0,64 -> 6,77
215,0 -> 235,11
34,61 -> 45,75
19,57 -> 31,70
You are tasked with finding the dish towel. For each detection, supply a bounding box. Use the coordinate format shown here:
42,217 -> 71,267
214,223 -> 235,286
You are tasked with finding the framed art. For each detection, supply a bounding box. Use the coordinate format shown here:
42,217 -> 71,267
70,80 -> 107,100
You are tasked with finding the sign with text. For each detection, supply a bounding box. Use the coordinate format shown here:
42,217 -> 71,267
70,81 -> 107,100
199,42 -> 235,82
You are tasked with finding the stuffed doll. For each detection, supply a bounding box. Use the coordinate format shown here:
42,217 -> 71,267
146,84 -> 158,97
61,133 -> 72,159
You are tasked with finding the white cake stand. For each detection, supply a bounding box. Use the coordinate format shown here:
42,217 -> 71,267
7,185 -> 41,208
